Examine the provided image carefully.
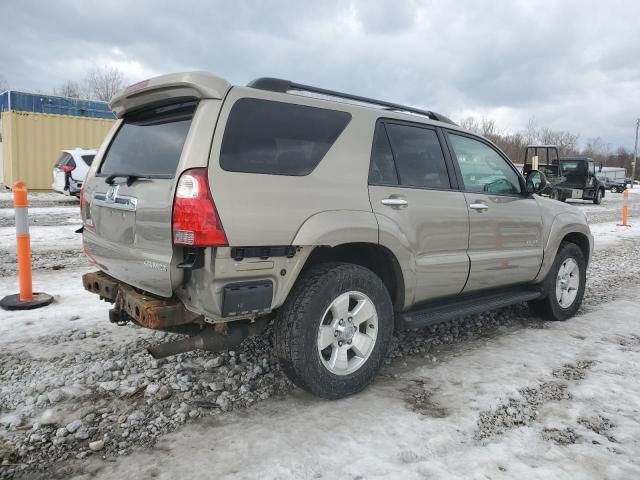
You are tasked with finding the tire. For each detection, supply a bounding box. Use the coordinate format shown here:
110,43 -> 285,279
274,262 -> 393,399
594,188 -> 603,204
528,242 -> 586,321
610,187 -> 617,193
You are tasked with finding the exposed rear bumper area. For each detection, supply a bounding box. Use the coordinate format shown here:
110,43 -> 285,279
82,271 -> 201,329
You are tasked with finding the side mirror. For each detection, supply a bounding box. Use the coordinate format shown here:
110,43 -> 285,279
526,170 -> 548,194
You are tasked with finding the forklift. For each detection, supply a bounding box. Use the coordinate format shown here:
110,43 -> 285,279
522,145 -> 606,204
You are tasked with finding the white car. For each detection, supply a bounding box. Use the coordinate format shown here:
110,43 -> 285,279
51,148 -> 96,196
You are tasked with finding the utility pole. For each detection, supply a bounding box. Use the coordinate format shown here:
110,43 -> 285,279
633,118 -> 639,189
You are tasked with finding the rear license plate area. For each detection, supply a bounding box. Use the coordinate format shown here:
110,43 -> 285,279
222,281 -> 273,317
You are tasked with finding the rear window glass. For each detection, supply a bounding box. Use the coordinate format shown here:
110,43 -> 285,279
82,154 -> 95,166
220,98 -> 351,176
99,101 -> 196,177
55,152 -> 74,167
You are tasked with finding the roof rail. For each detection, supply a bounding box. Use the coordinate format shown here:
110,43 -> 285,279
247,77 -> 457,126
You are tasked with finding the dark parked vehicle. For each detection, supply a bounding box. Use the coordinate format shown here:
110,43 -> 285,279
523,146 -> 606,204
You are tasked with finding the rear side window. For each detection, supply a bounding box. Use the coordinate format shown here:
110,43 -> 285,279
100,101 -> 197,177
55,152 -> 75,168
82,155 -> 95,166
384,123 -> 451,189
220,98 -> 351,176
369,124 -> 398,185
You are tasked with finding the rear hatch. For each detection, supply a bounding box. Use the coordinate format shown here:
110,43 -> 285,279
83,73 -> 231,297
83,101 -> 198,297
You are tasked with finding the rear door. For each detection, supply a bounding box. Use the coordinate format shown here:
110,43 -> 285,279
83,101 -> 200,297
445,131 -> 543,292
368,120 -> 470,304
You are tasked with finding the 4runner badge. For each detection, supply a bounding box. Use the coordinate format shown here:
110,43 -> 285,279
143,260 -> 168,272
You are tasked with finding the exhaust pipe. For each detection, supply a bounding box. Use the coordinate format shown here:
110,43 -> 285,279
147,317 -> 269,359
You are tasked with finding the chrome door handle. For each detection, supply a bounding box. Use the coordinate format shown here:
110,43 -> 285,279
469,203 -> 489,211
381,198 -> 408,207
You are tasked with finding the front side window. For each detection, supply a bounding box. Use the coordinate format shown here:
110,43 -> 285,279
220,98 -> 351,176
448,134 -> 521,194
384,123 -> 450,189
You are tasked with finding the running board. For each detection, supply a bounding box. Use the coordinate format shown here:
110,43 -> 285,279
396,286 -> 544,330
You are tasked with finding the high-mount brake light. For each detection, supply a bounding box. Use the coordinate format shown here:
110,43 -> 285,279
172,168 -> 228,247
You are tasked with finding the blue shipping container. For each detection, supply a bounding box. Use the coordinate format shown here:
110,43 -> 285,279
0,90 -> 115,119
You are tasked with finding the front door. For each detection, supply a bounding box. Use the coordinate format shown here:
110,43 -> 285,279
445,132 -> 544,292
368,120 -> 470,306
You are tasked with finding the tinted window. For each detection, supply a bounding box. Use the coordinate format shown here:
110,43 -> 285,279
385,123 -> 450,189
82,155 -> 95,166
100,101 -> 196,177
448,134 -> 521,194
369,124 -> 398,185
220,98 -> 351,176
55,152 -> 74,167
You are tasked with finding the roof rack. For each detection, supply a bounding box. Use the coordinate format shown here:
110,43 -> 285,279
247,77 -> 457,126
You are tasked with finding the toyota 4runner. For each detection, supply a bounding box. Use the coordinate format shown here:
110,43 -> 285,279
81,72 -> 592,399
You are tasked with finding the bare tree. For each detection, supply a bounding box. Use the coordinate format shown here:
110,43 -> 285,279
0,74 -> 9,92
537,128 -> 579,156
84,66 -> 126,102
524,117 -> 539,145
459,116 -> 480,133
479,117 -> 498,138
52,80 -> 86,99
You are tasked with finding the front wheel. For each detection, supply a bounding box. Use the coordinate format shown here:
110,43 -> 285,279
274,263 -> 393,399
594,188 -> 603,204
528,243 -> 586,321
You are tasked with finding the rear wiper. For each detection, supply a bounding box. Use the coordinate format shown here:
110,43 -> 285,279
105,174 -> 151,187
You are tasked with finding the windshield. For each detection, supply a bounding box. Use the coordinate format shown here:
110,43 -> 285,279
99,101 -> 197,177
560,160 -> 586,176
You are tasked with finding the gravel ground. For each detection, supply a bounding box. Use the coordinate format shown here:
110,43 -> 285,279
0,192 -> 639,479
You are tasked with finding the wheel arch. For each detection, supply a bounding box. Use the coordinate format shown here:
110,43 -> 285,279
561,231 -> 591,263
300,242 -> 406,311
535,213 -> 593,283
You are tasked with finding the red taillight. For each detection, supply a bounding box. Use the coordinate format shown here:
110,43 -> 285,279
59,165 -> 75,173
172,168 -> 228,247
80,184 -> 93,229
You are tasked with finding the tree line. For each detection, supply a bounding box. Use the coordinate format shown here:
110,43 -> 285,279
458,116 -> 636,177
2,67 -> 126,102
52,66 -> 126,102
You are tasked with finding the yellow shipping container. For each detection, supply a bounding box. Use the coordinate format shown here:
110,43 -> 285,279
1,111 -> 115,190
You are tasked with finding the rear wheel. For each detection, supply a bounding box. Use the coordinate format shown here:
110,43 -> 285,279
594,188 -> 603,204
528,242 -> 586,321
274,263 -> 393,399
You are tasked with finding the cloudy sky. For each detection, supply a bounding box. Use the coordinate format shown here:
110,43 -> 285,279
1,0 -> 638,150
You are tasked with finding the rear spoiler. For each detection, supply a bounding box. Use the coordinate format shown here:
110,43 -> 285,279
110,71 -> 232,118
